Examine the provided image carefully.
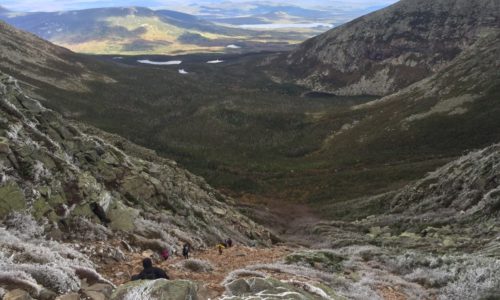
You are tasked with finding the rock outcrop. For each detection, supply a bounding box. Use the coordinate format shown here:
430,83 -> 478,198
110,280 -> 200,300
276,0 -> 500,96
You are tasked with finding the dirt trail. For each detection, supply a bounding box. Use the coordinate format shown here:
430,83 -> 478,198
98,243 -> 293,297
236,194 -> 324,246
96,240 -> 412,300
94,197 -> 412,299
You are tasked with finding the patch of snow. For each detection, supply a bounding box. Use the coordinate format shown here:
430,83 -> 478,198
207,59 -> 224,64
226,44 -> 241,49
137,60 -> 182,65
113,57 -> 124,60
178,69 -> 189,75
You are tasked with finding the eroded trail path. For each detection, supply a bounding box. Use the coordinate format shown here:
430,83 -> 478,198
95,240 -> 417,300
98,243 -> 293,298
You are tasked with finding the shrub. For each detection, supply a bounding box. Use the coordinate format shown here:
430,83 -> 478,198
178,259 -> 214,273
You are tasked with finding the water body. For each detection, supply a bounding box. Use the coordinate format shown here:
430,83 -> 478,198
238,23 -> 333,29
137,60 -> 182,65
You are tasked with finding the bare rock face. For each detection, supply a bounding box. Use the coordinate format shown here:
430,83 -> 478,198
278,0 -> 500,96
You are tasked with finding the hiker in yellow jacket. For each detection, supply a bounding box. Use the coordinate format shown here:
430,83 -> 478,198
217,243 -> 225,255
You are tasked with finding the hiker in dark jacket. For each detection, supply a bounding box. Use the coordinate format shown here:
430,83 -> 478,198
182,243 -> 190,259
131,258 -> 169,281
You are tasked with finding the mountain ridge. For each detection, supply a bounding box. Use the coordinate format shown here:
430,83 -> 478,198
274,0 -> 500,96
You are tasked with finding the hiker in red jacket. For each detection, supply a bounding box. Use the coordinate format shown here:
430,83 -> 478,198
161,248 -> 169,260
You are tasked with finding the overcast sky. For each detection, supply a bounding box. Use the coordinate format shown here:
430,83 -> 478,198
0,0 -> 399,12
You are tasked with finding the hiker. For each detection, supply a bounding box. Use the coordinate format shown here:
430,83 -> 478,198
226,238 -> 233,248
217,243 -> 225,255
182,243 -> 190,259
131,258 -> 169,281
161,248 -> 169,260
90,202 -> 111,226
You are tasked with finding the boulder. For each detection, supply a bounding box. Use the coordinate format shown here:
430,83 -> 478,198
225,277 -> 333,300
82,290 -> 106,300
3,289 -> 33,300
285,250 -> 344,273
83,283 -> 114,299
55,293 -> 79,300
110,279 -> 200,300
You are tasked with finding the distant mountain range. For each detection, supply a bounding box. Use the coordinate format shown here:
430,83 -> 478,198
0,6 -> 309,54
0,2 -> 397,55
0,6 -> 242,54
195,2 -> 384,27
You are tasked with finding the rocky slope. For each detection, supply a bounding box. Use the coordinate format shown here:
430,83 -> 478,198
277,143 -> 500,300
0,71 -> 273,298
275,0 -> 500,96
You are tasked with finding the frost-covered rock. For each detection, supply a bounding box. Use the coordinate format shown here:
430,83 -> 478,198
3,289 -> 33,300
0,215 -> 112,297
223,277 -> 334,300
110,279 -> 199,300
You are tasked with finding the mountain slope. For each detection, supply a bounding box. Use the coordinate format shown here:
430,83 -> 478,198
306,29 -> 500,216
0,71 -> 272,245
390,143 -> 500,218
276,0 -> 500,96
0,21 -> 112,92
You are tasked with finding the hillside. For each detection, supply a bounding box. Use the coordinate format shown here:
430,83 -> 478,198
0,6 -> 303,55
0,70 -> 278,296
274,0 -> 500,96
0,21 -> 110,93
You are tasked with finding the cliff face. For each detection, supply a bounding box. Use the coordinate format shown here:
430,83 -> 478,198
280,0 -> 500,96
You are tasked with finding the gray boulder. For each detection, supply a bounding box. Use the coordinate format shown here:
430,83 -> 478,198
110,279 -> 200,300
